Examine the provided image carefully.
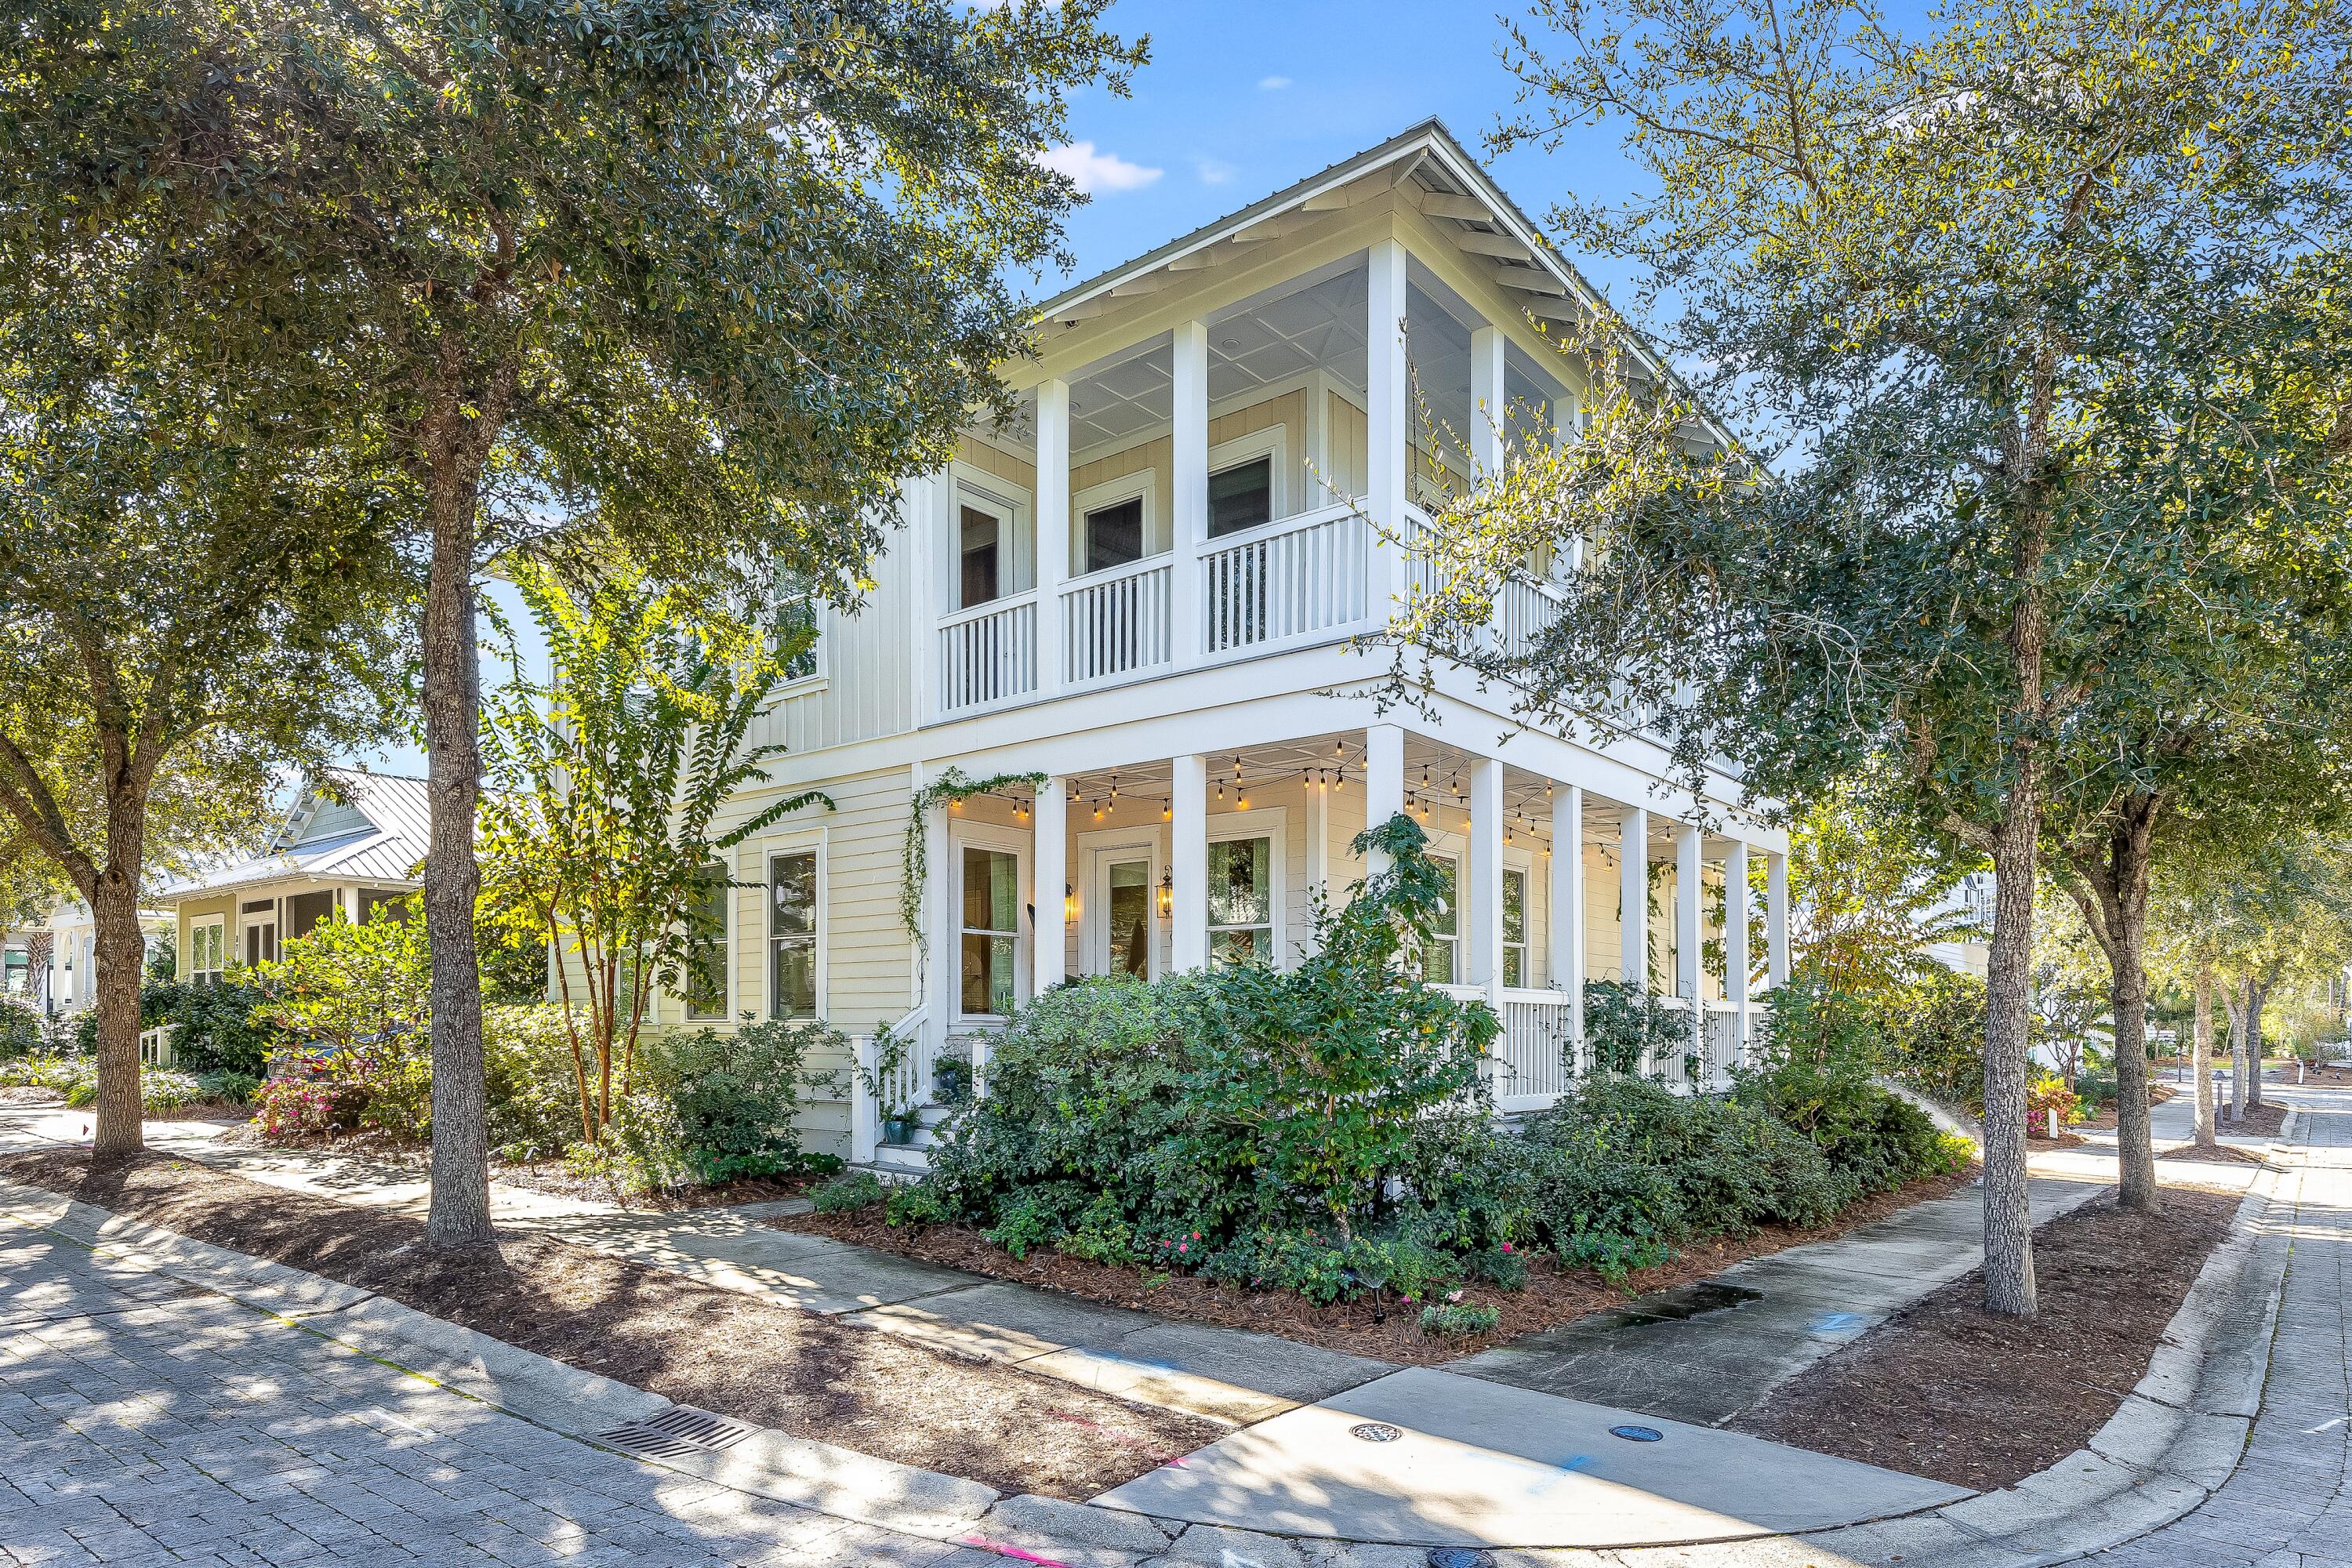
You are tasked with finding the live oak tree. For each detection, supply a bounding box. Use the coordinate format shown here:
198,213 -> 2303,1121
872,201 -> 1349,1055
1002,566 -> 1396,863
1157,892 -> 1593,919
15,0 -> 1143,1244
0,217 -> 403,1155
1396,0 -> 2352,1313
477,562 -> 826,1148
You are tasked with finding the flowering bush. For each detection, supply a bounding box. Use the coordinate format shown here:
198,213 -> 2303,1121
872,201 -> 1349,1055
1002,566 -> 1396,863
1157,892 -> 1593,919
254,1077 -> 365,1140
2025,1074 -> 2082,1135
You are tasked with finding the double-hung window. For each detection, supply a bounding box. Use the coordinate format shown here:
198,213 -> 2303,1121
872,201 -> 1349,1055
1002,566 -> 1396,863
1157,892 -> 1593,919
1207,456 -> 1273,538
960,846 -> 1020,1016
1083,495 -> 1145,572
1206,836 -> 1274,967
768,851 -> 818,1019
959,503 -> 1004,608
684,862 -> 731,1021
1502,868 -> 1528,988
1424,856 -> 1460,984
189,917 -> 226,987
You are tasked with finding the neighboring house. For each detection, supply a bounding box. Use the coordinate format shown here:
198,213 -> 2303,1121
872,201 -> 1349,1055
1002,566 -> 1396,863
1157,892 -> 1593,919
153,769 -> 428,984
2,899 -> 169,1021
663,121 -> 1794,1171
1921,872 -> 1995,980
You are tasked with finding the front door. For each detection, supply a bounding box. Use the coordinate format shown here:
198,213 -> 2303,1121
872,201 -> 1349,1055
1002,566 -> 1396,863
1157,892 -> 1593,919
1094,851 -> 1157,980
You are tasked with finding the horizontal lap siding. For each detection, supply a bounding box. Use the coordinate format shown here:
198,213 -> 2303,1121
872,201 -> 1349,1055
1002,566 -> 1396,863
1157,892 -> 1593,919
714,766 -> 915,1158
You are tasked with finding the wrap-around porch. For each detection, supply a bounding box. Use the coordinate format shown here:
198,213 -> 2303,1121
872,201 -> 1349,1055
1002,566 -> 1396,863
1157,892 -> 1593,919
853,725 -> 1791,1167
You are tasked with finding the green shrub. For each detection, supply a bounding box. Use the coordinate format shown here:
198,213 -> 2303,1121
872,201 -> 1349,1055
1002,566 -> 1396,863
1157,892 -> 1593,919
0,1053 -> 88,1093
143,978 -> 275,1075
194,1069 -> 263,1105
641,1018 -> 832,1183
1420,1299 -> 1501,1337
1736,1022 -> 1965,1198
921,816 -> 1496,1296
0,999 -> 43,1059
1580,980 -> 1686,1076
883,1181 -> 947,1227
812,1171 -> 884,1213
484,1004 -> 587,1160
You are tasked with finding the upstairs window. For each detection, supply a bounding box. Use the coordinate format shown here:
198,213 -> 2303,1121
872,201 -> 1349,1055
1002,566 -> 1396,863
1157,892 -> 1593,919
1424,856 -> 1459,984
1207,456 -> 1272,538
959,505 -> 1002,608
1503,869 -> 1528,988
1083,496 -> 1145,572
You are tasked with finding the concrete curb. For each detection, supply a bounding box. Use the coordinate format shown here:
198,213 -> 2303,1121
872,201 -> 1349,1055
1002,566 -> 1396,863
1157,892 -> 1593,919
1793,1108 -> 2302,1568
0,1111 -> 2308,1568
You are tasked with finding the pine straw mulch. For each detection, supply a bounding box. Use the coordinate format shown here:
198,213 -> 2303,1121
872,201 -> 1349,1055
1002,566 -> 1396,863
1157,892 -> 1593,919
2216,1101 -> 2290,1137
2159,1139 -> 2271,1167
773,1165 -> 1983,1365
0,1149 -> 1218,1498
1732,1187 -> 2238,1490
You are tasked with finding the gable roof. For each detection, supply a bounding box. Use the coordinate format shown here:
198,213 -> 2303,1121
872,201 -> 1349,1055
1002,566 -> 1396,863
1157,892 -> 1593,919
154,769 -> 430,903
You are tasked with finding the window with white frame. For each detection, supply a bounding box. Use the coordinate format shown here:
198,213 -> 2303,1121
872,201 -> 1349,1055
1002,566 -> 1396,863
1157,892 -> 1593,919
959,845 -> 1021,1015
1206,835 -> 1274,967
1207,427 -> 1285,538
1077,473 -> 1151,573
768,851 -> 818,1020
1503,868 -> 1528,988
1424,855 -> 1459,984
684,862 -> 731,1021
189,916 -> 226,987
956,491 -> 1014,608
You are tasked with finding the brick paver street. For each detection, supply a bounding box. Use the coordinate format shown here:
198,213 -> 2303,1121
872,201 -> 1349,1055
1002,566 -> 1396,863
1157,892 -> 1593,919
2078,1087 -> 2352,1568
0,1218 -> 964,1568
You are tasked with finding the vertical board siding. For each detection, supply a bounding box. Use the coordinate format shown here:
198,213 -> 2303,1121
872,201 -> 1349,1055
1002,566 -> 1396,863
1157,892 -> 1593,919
1325,391 -> 1369,502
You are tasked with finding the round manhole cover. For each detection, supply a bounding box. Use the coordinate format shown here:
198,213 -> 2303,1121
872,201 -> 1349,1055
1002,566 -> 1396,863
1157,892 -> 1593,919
1609,1425 -> 1664,1443
1427,1549 -> 1496,1568
1350,1422 -> 1403,1443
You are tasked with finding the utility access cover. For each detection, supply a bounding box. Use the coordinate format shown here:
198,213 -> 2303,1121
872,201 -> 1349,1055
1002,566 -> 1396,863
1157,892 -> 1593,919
597,1406 -> 755,1460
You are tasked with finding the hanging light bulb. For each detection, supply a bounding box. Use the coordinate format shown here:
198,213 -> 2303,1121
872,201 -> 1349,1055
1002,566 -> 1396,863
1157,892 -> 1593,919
1109,775 -> 1120,801
1162,800 -> 1172,821
1093,801 -> 1104,821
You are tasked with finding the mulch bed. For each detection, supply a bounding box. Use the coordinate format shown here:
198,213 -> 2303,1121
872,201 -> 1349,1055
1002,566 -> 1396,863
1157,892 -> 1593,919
2159,1141 -> 2268,1167
775,1166 -> 1982,1364
1731,1188 -> 2238,1490
2217,1102 -> 2289,1137
490,1159 -> 823,1213
0,1150 -> 1218,1498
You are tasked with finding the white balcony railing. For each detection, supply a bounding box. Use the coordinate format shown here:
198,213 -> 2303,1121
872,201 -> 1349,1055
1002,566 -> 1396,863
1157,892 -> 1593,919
1062,556 -> 1173,688
1498,575 -> 1568,664
937,593 -> 1036,716
1201,503 -> 1374,656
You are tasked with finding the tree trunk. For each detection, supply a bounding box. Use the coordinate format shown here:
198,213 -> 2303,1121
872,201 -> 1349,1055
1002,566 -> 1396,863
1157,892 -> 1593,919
2063,801 -> 2160,1212
2245,978 -> 2267,1108
88,851 -> 147,1160
2224,978 -> 2249,1122
1982,802 -> 2041,1318
422,476 -> 492,1250
2192,964 -> 2215,1143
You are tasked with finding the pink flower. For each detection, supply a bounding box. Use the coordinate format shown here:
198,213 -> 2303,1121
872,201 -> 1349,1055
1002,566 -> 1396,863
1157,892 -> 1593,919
1446,1290 -> 1463,1303
1500,1242 -> 1515,1253
1177,1243 -> 1188,1254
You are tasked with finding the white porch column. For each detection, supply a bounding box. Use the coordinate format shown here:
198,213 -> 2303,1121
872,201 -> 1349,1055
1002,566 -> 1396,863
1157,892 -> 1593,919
1470,323 -> 1507,475
1365,239 -> 1411,620
1724,838 -> 1751,1062
1552,786 -> 1585,1065
1305,769 -> 1332,938
1171,322 -> 1209,667
1674,825 -> 1702,999
1365,723 -> 1406,875
1766,851 -> 1791,986
1618,805 -> 1648,988
1467,757 -> 1504,1007
1170,754 -> 1208,971
1032,776 -> 1067,994
1034,379 -> 1071,699
920,768 -> 954,1027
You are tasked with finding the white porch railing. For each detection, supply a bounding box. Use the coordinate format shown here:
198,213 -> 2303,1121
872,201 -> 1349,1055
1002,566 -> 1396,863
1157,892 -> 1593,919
1494,988 -> 1577,1109
138,1023 -> 176,1069
1201,503 -> 1374,655
1062,556 -> 1173,688
937,593 -> 1037,716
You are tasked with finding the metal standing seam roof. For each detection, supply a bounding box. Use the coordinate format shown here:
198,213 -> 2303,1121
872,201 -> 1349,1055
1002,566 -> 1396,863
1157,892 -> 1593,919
154,770 -> 430,902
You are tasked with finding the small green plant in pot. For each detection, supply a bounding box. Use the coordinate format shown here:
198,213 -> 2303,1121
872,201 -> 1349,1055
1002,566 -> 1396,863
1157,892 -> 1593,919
851,1024 -> 921,1145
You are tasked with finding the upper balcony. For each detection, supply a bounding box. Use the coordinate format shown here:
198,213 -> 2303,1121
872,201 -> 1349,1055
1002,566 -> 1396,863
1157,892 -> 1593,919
906,131 -> 1598,729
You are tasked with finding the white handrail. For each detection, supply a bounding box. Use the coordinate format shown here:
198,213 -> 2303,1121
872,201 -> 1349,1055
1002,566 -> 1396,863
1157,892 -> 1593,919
1200,503 -> 1374,655
1062,557 -> 1173,688
937,596 -> 1037,715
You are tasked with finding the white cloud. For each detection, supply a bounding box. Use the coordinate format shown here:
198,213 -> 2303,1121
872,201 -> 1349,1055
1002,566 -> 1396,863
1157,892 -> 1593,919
1258,75 -> 1291,90
1036,140 -> 1163,195
1195,158 -> 1236,186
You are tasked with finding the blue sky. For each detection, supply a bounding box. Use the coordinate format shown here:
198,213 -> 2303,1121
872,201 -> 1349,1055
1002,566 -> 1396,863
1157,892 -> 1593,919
351,3 -> 1689,775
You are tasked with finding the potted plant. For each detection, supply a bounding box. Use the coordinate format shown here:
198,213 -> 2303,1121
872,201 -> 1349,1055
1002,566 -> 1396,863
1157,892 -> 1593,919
931,1051 -> 972,1106
852,1024 -> 920,1145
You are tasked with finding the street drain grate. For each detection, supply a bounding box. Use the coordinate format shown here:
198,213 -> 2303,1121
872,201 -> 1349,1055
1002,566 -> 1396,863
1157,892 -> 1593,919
597,1407 -> 755,1459
1350,1423 -> 1403,1443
